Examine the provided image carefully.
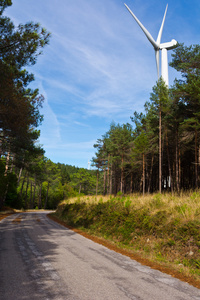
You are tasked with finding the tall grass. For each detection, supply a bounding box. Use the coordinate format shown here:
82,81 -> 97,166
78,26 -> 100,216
60,191 -> 200,222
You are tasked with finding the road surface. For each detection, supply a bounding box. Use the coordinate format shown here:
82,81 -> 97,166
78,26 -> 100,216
0,211 -> 200,300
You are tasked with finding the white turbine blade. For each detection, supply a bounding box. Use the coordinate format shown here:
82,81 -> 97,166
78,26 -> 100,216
155,50 -> 160,78
124,3 -> 159,50
156,4 -> 168,45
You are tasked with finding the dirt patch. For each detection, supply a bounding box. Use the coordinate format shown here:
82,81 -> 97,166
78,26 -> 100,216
48,214 -> 200,290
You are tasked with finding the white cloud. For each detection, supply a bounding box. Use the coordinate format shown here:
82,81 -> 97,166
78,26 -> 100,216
73,121 -> 90,128
37,84 -> 61,146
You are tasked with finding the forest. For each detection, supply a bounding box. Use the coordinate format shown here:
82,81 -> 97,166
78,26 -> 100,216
92,45 -> 200,196
1,0 -> 200,210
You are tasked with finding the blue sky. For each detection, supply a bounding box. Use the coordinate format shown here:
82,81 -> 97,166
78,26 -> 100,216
5,0 -> 200,168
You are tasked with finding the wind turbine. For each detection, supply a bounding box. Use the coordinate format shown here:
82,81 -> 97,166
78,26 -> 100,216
124,3 -> 177,86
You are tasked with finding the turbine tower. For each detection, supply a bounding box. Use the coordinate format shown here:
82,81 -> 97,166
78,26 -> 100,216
124,3 -> 177,86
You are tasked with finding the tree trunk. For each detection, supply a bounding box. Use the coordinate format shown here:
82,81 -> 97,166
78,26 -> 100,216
166,131 -> 173,193
20,172 -> 27,197
44,182 -> 50,209
109,166 -> 113,194
198,143 -> 200,186
120,155 -> 124,194
0,197 -> 4,210
107,155 -> 110,195
4,151 -> 10,176
148,154 -> 154,193
96,169 -> 99,196
195,126 -> 198,188
38,183 -> 42,209
103,167 -> 106,195
159,107 -> 162,193
142,153 -> 145,196
3,152 -> 13,203
130,172 -> 133,193
10,154 -> 14,173
33,178 -> 36,208
79,184 -> 81,194
179,148 -> 181,190
25,178 -> 29,209
175,128 -> 180,193
18,167 -> 23,185
29,181 -> 33,209
0,134 -> 2,158
2,183 -> 8,207
113,167 -> 117,195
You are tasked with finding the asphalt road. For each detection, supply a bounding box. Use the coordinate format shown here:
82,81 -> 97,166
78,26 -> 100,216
0,212 -> 200,300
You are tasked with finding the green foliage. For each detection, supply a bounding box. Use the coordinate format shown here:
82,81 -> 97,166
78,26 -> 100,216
71,168 -> 96,194
0,0 -> 50,208
150,193 -> 163,208
56,198 -> 171,240
175,204 -> 188,216
0,159 -> 20,209
8,156 -> 97,209
190,191 -> 200,201
0,160 -> 7,199
4,172 -> 18,207
0,0 -> 12,15
176,221 -> 200,243
55,196 -> 199,246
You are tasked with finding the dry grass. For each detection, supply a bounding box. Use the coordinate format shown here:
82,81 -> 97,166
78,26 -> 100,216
61,191 -> 200,222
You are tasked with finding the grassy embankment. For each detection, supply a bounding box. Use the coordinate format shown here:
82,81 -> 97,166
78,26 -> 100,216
50,192 -> 200,286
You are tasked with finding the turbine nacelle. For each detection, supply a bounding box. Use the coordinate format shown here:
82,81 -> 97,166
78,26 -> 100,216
160,39 -> 177,50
